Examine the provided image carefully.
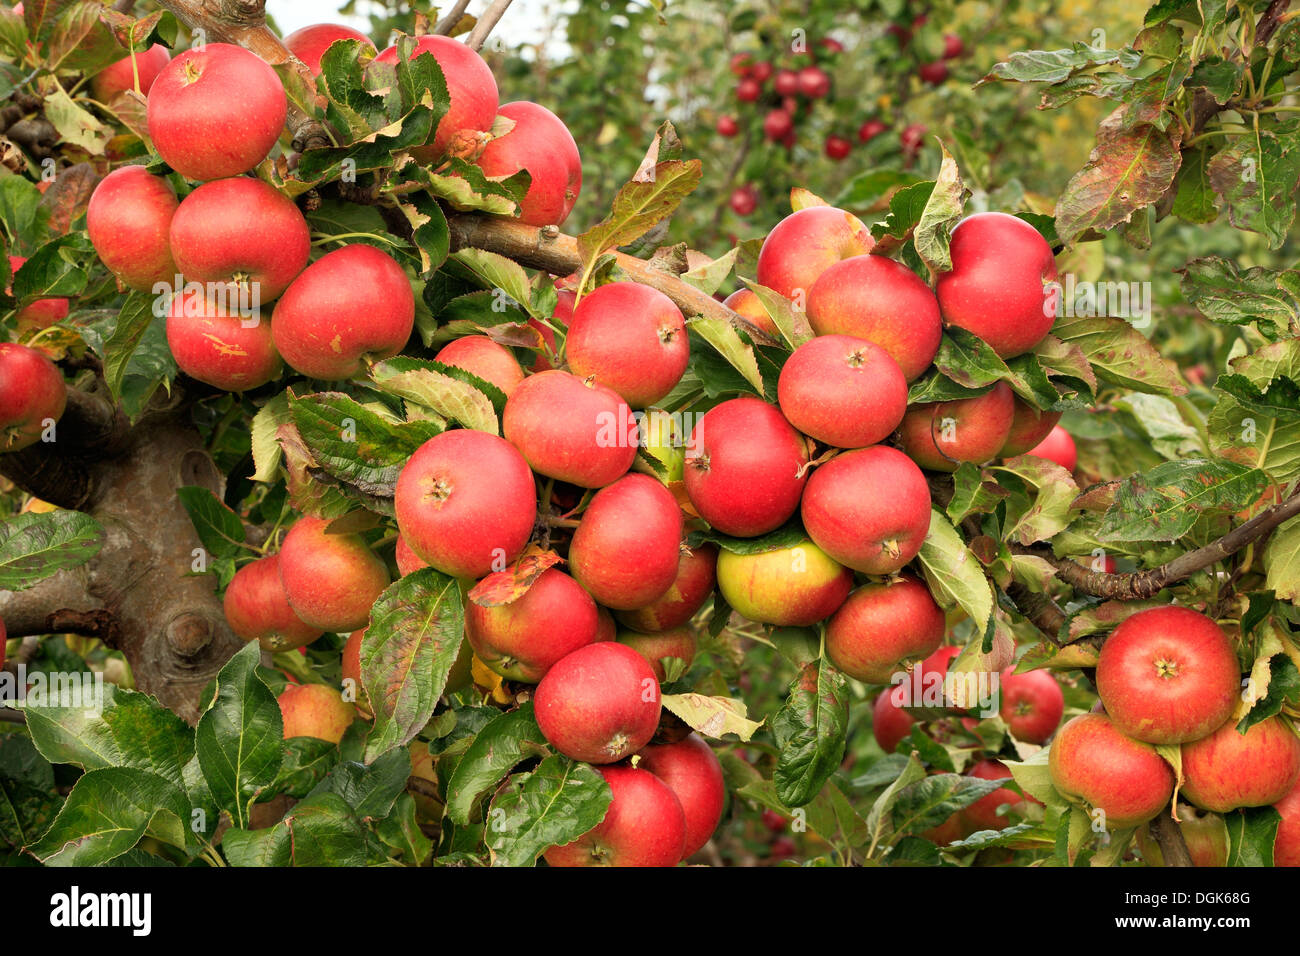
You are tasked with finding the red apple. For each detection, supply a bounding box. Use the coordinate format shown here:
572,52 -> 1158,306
617,627 -> 696,682
729,53 -> 753,76
773,69 -> 800,96
797,65 -> 830,98
716,115 -> 739,137
166,287 -> 281,391
723,288 -> 779,339
762,108 -> 793,141
1027,425 -> 1077,471
750,61 -> 773,83
341,627 -> 370,717
900,123 -> 928,152
729,186 -> 758,217
999,396 -> 1062,457
91,43 -> 171,102
476,101 -> 582,227
544,763 -> 685,867
434,335 -> 524,397
1273,780 -> 1300,866
86,166 -> 179,293
943,34 -> 965,58
858,119 -> 887,143
7,256 -> 69,332
777,334 -> 908,448
1181,715 -> 1300,813
735,77 -> 762,102
0,343 -> 66,453
278,683 -> 354,743
283,23 -> 375,75
919,61 -> 948,85
824,134 -> 852,160
1048,713 -> 1174,828
394,533 -> 428,576
637,733 -> 725,858
278,516 -> 391,633
374,35 -> 498,159
756,206 -> 876,302
897,381 -> 1016,471
716,539 -> 852,627
873,685 -> 916,753
466,568 -> 598,682
962,759 -> 1028,831
825,573 -> 944,683
223,553 -> 324,652
998,667 -> 1065,744
615,542 -> 717,633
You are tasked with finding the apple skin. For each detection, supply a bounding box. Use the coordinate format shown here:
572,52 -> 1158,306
1181,715 -> 1300,812
806,254 -> 942,381
394,533 -> 429,576
277,683 -> 355,743
476,101 -> 582,226
1136,805 -> 1230,867
1273,780 -> 1300,866
962,759 -> 1028,832
723,288 -> 779,339
7,256 -> 69,333
1095,605 -> 1240,745
341,627 -> 370,718
716,539 -> 852,627
617,627 -> 696,683
271,244 -> 414,380
166,287 -> 282,391
466,568 -> 597,682
534,642 -> 662,764
615,542 -> 717,633
683,397 -> 810,538
569,474 -> 683,610
169,177 -> 309,303
872,685 -> 916,753
374,35 -> 498,159
825,573 -> 944,683
637,733 -> 725,859
802,445 -> 932,574
936,212 -> 1058,358
755,206 -> 875,302
147,43 -> 287,181
858,118 -> 887,142
91,43 -> 171,102
921,812 -> 971,847
1049,713 -> 1175,828
999,397 -> 1062,458
897,381 -> 1016,472
566,281 -> 689,408
777,334 -> 908,448
394,430 -> 536,580
998,667 -> 1065,744
544,763 -> 686,867
434,335 -> 524,397
278,516 -> 391,633
1027,425 -> 1077,471
283,23 -> 375,75
223,553 -> 324,652
919,61 -> 948,85
0,343 -> 67,453
503,369 -> 637,488
86,167 -> 179,293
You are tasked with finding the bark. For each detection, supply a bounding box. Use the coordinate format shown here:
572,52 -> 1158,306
1148,807 -> 1194,868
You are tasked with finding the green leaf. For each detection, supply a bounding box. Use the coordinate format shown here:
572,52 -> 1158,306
916,509 -> 994,633
1097,459 -> 1267,543
307,746 -> 411,821
1206,120 -> 1300,249
890,773 -> 1013,833
991,456 -> 1080,545
772,660 -> 849,807
1179,257 -> 1300,333
869,180 -> 935,253
687,317 -> 766,395
176,486 -> 246,562
369,356 -> 501,434
485,756 -> 612,867
101,292 -> 158,403
445,703 -> 547,825
1225,806 -> 1280,867
661,692 -> 763,741
1053,314 -> 1185,396
250,391 -> 292,482
1216,374 -> 1300,422
0,510 -> 103,590
913,142 -> 966,277
865,752 -> 928,849
448,248 -> 536,318
980,43 -> 1140,84
222,792 -> 367,866
43,86 -> 113,154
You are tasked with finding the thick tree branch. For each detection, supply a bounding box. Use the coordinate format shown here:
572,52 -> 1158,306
0,571 -> 100,639
1149,806 -> 1194,868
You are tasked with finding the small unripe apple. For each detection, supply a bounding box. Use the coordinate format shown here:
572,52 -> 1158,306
637,733 -> 725,859
278,516 -> 391,633
1181,715 -> 1300,813
999,396 -> 1062,457
615,542 -> 717,633
223,553 -> 324,652
7,256 -> 69,333
998,667 -> 1065,744
166,287 -> 281,391
476,101 -> 582,227
825,573 -> 944,683
897,381 -> 1016,471
86,166 -> 179,293
716,539 -> 852,627
777,334 -> 908,448
434,335 -> 524,397
824,134 -> 852,160
0,343 -> 67,453
1049,713 -> 1174,828
722,288 -> 779,339
1027,425 -> 1077,471
617,627 -> 696,682
374,35 -> 498,159
716,115 -> 739,137
543,763 -> 686,867
278,683 -> 355,743
962,759 -> 1029,832
466,568 -> 597,682
283,23 -> 375,75
91,43 -> 171,102
569,474 -> 683,610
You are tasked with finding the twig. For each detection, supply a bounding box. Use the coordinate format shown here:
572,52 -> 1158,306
1148,806 -> 1194,867
434,0 -> 474,35
465,0 -> 515,51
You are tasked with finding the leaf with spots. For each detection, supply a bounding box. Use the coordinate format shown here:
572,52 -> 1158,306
1097,459 -> 1269,543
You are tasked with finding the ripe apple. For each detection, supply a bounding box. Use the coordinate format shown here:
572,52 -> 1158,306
166,287 -> 281,391
802,445 -> 931,574
341,627 -> 370,717
617,627 -> 696,682
922,811 -> 971,847
278,516 -> 391,633
223,553 -> 324,652
936,212 -> 1058,358
762,108 -> 794,141
91,43 -> 171,102
86,166 -> 179,293
503,369 -> 636,488
716,539 -> 852,627
595,605 -> 617,643
147,42 -> 287,181
897,381 -> 1016,471
1273,780 -> 1300,866
825,573 -> 944,683
1095,605 -> 1240,745
434,335 -> 524,397
755,206 -> 874,302
466,567 -> 598,682
683,397 -> 810,537
534,642 -> 662,764
7,256 -> 69,332
565,281 -> 689,408
278,683 -> 354,743
750,60 -> 774,82
1181,715 -> 1300,812
271,244 -> 414,380
283,23 -> 375,75
872,685 -> 916,753
824,134 -> 852,160
476,101 -> 582,227
900,122 -> 928,153
0,343 -> 67,453
569,475 -> 683,609
998,667 -> 1065,744
394,533 -> 429,576
918,61 -> 948,85
999,396 -> 1062,457
394,430 -> 536,580
1136,804 -> 1230,867
805,254 -> 942,381
723,288 -> 779,339
735,77 -> 762,102
729,186 -> 758,216
615,542 -> 717,633
374,35 -> 498,159
797,65 -> 830,98
1027,425 -> 1077,471
943,34 -> 965,58
544,763 -> 686,867
962,759 -> 1029,831
773,69 -> 799,96
169,176 -> 310,303
777,334 -> 908,448
637,733 -> 725,859
858,119 -> 887,143
716,115 -> 739,137
1048,713 -> 1175,828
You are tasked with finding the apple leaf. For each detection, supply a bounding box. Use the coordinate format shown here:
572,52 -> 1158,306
868,180 -> 934,254
445,704 -> 549,825
1053,314 -> 1185,396
43,86 -> 113,155
789,186 -> 829,211
268,737 -> 340,799
1097,458 -> 1268,542
250,391 -> 292,483
485,756 -> 612,867
661,692 -> 763,741
865,752 -> 928,849
468,547 -> 564,607
916,509 -> 994,635
913,140 -> 967,277
221,792 -> 368,867
1206,120 -> 1300,250
374,791 -> 434,865
890,772 -> 1013,834
991,456 -> 1080,545
306,746 -> 412,822
771,660 -> 848,807
176,486 -> 246,562
1178,256 -> 1300,334
448,247 -> 536,317
979,43 -> 1140,85
739,278 -> 811,348
369,355 -> 503,433
423,160 -> 529,217
686,317 -> 766,396
1225,806 -> 1282,867
0,509 -> 103,591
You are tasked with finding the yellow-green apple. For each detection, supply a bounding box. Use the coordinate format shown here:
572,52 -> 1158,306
91,43 -> 171,102
434,335 -> 524,396
146,42 -> 287,181
1273,780 -> 1300,866
465,568 -> 597,682
805,254 -> 942,380
566,281 -> 689,408
723,288 -> 779,339
683,397 -> 810,537
638,733 -> 725,859
7,256 -> 68,332
569,473 -> 683,610
1136,805 -> 1230,867
615,542 -> 717,632
374,35 -> 498,159
755,206 -> 874,301
935,212 -> 1058,358
998,666 -> 1065,744
543,763 -> 686,867
897,381 -> 1016,471
86,166 -> 178,293
1095,605 -> 1239,745
1027,424 -> 1077,471
617,626 -> 696,682
825,573 -> 944,682
394,430 -> 536,580
777,334 -> 908,448
166,287 -> 281,391
1048,713 -> 1174,828
277,683 -> 355,743
503,369 -> 637,487
999,396 -> 1062,457
475,101 -> 582,226
962,759 -> 1030,831
801,445 -> 931,573
394,533 -> 429,576
271,244 -> 414,379
223,553 -> 324,652
168,177 -> 310,302
0,343 -> 66,453
534,641 -> 661,764
716,539 -> 852,627
283,23 -> 375,74
1181,715 -> 1300,812
277,516 -> 391,632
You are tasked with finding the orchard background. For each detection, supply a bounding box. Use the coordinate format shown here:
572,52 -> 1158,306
0,0 -> 1298,868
